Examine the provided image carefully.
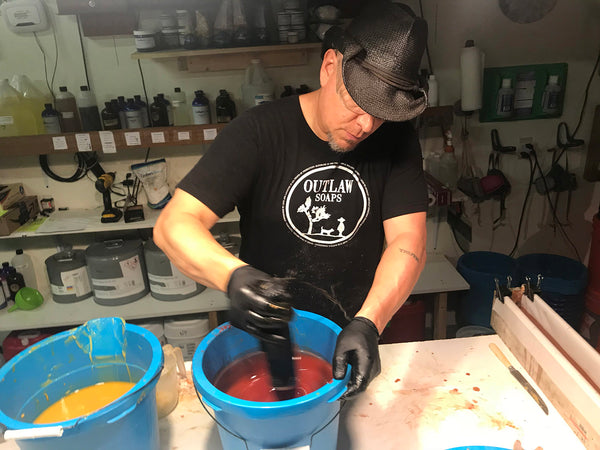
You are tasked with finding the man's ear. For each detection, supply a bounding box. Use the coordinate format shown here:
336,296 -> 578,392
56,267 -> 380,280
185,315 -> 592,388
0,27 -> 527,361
320,49 -> 338,88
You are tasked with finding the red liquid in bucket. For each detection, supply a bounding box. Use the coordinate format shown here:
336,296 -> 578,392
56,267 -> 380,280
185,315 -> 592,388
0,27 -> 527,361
213,349 -> 332,402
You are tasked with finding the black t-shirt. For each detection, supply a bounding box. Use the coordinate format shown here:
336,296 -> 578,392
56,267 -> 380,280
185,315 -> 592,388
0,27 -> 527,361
178,96 -> 427,326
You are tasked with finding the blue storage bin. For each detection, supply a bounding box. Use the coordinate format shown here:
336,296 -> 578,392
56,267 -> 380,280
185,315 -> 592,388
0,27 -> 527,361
457,252 -> 516,327
515,253 -> 587,328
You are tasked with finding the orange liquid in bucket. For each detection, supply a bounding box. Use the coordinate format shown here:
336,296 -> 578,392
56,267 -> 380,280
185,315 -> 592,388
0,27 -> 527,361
34,381 -> 135,424
213,349 -> 332,402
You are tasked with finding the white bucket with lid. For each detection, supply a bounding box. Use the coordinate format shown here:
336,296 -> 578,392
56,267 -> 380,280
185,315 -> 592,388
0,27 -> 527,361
164,314 -> 210,360
133,319 -> 166,345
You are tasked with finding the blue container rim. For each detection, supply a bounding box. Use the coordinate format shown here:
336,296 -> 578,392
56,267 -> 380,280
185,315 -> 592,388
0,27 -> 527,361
192,309 -> 349,419
0,319 -> 163,432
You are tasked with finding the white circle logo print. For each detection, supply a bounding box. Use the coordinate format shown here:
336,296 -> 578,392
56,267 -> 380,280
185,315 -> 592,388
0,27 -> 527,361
283,163 -> 370,247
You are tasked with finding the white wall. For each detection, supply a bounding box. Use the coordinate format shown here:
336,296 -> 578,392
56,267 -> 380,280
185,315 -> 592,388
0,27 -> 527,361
0,0 -> 599,285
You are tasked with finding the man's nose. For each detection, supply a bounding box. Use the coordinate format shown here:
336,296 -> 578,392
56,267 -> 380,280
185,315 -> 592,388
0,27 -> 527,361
356,113 -> 378,134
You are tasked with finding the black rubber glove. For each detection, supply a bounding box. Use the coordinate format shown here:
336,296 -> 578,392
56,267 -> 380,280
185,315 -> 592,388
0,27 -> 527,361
333,316 -> 381,399
227,265 -> 293,344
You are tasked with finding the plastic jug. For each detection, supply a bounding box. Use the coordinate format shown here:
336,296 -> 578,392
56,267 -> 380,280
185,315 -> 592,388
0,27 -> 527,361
156,344 -> 186,418
10,75 -> 47,134
55,86 -> 82,132
0,79 -> 31,137
241,59 -> 275,110
77,86 -> 102,131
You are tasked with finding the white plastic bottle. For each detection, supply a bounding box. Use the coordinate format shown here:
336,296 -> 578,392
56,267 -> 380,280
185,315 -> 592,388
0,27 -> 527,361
438,130 -> 459,190
10,74 -> 47,134
427,74 -> 438,107
496,78 -> 514,118
172,87 -> 190,126
541,75 -> 561,114
11,249 -> 37,290
241,59 -> 274,110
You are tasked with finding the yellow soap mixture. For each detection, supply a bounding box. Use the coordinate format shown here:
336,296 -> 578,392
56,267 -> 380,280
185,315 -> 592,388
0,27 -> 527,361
34,381 -> 135,424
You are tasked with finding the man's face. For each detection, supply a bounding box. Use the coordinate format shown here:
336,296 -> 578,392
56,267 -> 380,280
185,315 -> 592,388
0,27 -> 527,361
323,54 -> 385,153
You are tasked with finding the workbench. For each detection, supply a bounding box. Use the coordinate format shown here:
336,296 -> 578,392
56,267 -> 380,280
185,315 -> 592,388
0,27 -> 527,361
0,335 -> 587,449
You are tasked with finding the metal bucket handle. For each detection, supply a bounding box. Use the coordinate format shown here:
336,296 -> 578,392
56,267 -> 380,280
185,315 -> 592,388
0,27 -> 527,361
195,387 -> 346,450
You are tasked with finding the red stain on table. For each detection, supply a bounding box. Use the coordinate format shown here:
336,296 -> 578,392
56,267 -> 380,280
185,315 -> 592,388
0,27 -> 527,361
395,378 -> 401,383
465,372 -> 470,376
449,388 -> 460,394
473,386 -> 480,392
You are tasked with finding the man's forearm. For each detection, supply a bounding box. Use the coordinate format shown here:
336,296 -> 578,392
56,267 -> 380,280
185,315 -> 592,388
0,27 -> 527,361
356,223 -> 427,334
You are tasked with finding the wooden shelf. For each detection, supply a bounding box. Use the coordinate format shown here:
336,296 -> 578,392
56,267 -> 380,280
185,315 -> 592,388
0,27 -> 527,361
0,124 -> 226,157
132,42 -> 322,72
0,208 -> 239,240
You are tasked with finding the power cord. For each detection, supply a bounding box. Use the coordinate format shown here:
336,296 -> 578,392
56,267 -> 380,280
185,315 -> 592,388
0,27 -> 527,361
572,44 -> 600,138
39,153 -> 89,182
508,153 -> 535,257
529,145 -> 581,261
76,15 -> 91,89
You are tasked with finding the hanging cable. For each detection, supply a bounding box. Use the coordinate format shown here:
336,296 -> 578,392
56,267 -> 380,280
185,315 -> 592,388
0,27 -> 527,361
76,15 -> 91,88
531,149 -> 581,261
508,155 -> 535,257
137,60 -> 152,122
39,153 -> 89,182
573,44 -> 600,138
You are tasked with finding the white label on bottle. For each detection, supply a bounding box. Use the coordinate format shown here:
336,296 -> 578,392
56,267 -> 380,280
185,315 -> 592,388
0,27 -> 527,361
98,131 -> 117,153
134,35 -> 156,50
124,132 -> 141,146
192,105 -> 210,125
43,117 -> 61,134
151,132 -> 165,143
92,255 -> 145,299
203,128 -> 217,141
177,131 -> 190,140
52,266 -> 92,297
75,133 -> 92,152
62,111 -> 75,119
148,263 -> 197,296
52,136 -> 68,150
254,93 -> 274,105
0,116 -> 14,125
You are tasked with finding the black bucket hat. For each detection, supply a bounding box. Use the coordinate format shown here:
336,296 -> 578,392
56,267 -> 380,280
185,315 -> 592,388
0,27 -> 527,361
322,0 -> 428,122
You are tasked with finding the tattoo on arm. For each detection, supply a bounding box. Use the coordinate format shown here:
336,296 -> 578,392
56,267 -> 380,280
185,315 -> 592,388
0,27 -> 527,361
398,248 -> 420,264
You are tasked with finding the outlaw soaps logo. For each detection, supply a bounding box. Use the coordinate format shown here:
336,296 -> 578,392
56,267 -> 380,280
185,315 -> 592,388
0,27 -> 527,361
282,163 -> 370,247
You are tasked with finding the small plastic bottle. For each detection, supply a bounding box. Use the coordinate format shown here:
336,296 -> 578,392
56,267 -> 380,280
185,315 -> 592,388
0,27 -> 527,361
54,86 -> 82,133
496,78 -> 514,118
134,95 -> 150,127
101,101 -> 121,130
157,93 -> 174,126
41,103 -> 61,134
438,130 -> 459,190
125,98 -> 143,129
192,90 -> 211,125
242,59 -> 274,109
77,86 -> 102,131
11,249 -> 36,290
6,267 -> 25,302
216,89 -> 236,123
150,96 -> 170,127
172,88 -> 190,126
0,262 -> 11,301
542,75 -> 561,114
427,74 -> 438,107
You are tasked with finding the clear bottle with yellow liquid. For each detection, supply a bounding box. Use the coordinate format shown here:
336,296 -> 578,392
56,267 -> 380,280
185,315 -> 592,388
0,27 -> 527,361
0,78 -> 31,137
10,74 -> 48,135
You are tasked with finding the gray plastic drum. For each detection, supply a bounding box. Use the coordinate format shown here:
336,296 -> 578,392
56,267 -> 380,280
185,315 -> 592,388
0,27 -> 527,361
85,239 -> 149,306
144,238 -> 205,301
45,250 -> 93,303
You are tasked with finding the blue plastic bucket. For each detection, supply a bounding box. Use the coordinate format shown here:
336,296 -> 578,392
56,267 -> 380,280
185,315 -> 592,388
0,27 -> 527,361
515,253 -> 588,328
193,309 -> 349,450
457,252 -> 516,327
0,318 -> 163,450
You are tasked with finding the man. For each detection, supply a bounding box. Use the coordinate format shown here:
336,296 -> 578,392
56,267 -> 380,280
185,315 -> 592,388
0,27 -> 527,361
154,0 -> 429,399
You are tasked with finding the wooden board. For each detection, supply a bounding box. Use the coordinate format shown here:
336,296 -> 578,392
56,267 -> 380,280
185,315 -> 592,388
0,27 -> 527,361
491,296 -> 600,449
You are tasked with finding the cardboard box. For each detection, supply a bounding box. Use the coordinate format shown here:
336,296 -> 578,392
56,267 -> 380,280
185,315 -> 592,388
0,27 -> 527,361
0,183 -> 25,210
0,196 -> 40,236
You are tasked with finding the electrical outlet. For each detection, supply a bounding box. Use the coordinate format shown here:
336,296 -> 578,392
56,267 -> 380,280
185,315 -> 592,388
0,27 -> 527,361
519,137 -> 534,157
